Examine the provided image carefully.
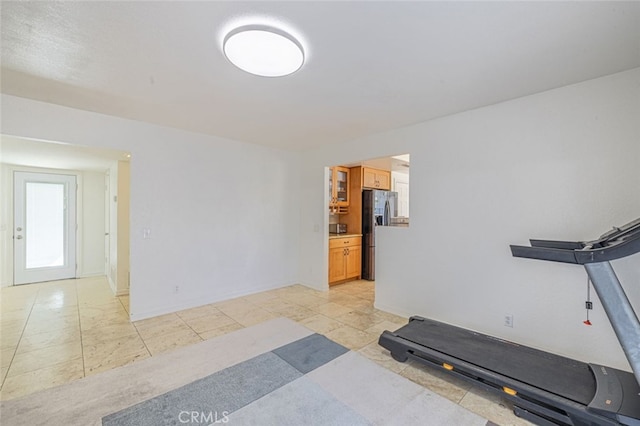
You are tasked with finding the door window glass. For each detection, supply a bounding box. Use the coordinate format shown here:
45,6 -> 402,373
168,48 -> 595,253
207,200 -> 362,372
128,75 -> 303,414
25,182 -> 65,268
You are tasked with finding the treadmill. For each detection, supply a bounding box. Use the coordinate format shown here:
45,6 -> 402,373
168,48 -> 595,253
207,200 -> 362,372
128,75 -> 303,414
379,218 -> 640,426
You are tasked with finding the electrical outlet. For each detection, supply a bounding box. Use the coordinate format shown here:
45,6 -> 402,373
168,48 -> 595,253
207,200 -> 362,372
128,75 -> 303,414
174,285 -> 179,294
142,228 -> 151,239
504,314 -> 514,328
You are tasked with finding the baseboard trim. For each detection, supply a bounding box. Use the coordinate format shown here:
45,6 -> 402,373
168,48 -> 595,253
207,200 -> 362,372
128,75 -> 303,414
129,281 -> 298,322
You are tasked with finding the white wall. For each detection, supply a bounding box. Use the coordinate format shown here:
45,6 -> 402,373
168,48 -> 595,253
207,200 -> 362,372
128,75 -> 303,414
0,163 -> 11,286
0,164 -> 107,286
107,164 -> 118,291
1,95 -> 301,320
79,170 -> 106,277
116,161 -> 130,295
106,160 -> 131,296
299,68 -> 640,371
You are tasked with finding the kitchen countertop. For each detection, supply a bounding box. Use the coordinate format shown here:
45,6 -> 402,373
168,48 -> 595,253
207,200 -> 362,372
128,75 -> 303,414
329,233 -> 363,239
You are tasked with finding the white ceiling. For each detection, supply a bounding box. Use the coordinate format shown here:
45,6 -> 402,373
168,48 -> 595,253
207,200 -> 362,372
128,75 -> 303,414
1,1 -> 639,151
345,154 -> 410,174
1,135 -> 129,172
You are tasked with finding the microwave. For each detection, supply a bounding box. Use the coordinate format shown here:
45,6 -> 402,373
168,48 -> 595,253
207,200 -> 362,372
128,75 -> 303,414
329,223 -> 347,234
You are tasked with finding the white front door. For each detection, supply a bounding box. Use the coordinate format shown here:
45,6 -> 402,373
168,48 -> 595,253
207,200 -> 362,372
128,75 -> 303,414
13,171 -> 77,285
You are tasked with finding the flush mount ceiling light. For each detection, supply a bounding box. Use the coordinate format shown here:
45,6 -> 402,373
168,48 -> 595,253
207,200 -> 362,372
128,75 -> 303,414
223,25 -> 304,77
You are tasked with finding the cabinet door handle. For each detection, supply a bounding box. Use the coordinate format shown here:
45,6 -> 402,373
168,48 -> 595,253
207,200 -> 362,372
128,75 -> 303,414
346,248 -> 350,255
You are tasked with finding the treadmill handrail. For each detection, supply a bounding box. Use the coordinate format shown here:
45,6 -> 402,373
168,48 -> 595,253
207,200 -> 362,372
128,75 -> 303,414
510,217 -> 640,264
510,245 -> 580,264
511,218 -> 640,387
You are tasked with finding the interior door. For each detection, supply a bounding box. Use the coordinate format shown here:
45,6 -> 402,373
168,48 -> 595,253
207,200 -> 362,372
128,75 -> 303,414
104,172 -> 110,276
395,181 -> 409,217
14,171 -> 77,285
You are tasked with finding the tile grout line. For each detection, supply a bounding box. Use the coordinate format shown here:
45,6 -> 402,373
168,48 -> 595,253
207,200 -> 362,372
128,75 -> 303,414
113,289 -> 160,359
130,319 -> 154,359
175,311 -> 204,337
1,285 -> 39,391
133,307 -> 204,356
118,294 -> 129,315
171,312 -> 204,345
75,279 -> 86,378
82,285 -> 150,375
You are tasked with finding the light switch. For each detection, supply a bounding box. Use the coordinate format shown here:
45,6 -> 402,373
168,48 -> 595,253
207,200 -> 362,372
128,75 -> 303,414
142,228 -> 151,239
313,224 -> 320,232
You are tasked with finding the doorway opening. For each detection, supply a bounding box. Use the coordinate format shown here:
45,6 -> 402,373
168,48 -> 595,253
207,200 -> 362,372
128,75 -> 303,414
13,171 -> 77,284
326,154 -> 410,291
0,135 -> 130,300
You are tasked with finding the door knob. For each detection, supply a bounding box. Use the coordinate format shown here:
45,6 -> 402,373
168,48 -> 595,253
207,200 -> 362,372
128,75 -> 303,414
16,235 -> 23,239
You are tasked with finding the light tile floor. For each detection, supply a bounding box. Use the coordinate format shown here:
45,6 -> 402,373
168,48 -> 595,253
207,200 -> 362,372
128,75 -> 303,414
0,276 -> 530,425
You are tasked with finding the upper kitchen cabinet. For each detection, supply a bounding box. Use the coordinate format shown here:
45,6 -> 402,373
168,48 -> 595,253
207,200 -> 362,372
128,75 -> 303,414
329,166 -> 350,213
362,167 -> 391,190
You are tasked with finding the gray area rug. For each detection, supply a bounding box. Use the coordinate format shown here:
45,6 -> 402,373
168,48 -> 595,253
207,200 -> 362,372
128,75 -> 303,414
102,333 -> 487,426
102,334 -> 352,425
1,318 -> 491,426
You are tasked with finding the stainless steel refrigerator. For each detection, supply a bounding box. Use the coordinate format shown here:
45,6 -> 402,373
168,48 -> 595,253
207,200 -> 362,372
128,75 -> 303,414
362,189 -> 398,281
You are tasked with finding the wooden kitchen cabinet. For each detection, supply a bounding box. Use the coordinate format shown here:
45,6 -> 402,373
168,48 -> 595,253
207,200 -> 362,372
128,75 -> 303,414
329,247 -> 348,283
344,244 -> 361,279
362,167 -> 391,190
329,166 -> 350,214
329,236 -> 362,285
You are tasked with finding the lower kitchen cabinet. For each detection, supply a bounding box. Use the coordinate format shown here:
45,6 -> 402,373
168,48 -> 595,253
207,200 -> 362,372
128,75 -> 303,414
329,247 -> 347,283
329,236 -> 362,285
344,244 -> 361,278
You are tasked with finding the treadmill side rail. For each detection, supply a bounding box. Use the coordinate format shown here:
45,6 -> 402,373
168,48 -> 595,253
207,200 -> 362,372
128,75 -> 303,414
616,368 -> 640,426
378,328 -> 620,426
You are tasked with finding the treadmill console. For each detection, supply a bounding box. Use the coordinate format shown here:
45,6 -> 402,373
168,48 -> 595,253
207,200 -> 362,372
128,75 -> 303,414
510,217 -> 640,265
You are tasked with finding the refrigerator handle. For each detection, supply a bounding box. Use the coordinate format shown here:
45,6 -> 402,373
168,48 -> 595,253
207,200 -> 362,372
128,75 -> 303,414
384,200 -> 390,226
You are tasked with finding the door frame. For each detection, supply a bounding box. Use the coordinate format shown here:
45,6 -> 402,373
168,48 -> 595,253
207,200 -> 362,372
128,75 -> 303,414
13,171 -> 77,285
104,171 -> 110,277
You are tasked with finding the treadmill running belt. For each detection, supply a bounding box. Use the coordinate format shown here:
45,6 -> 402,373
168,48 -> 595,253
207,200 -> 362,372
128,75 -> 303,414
398,318 -> 596,406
